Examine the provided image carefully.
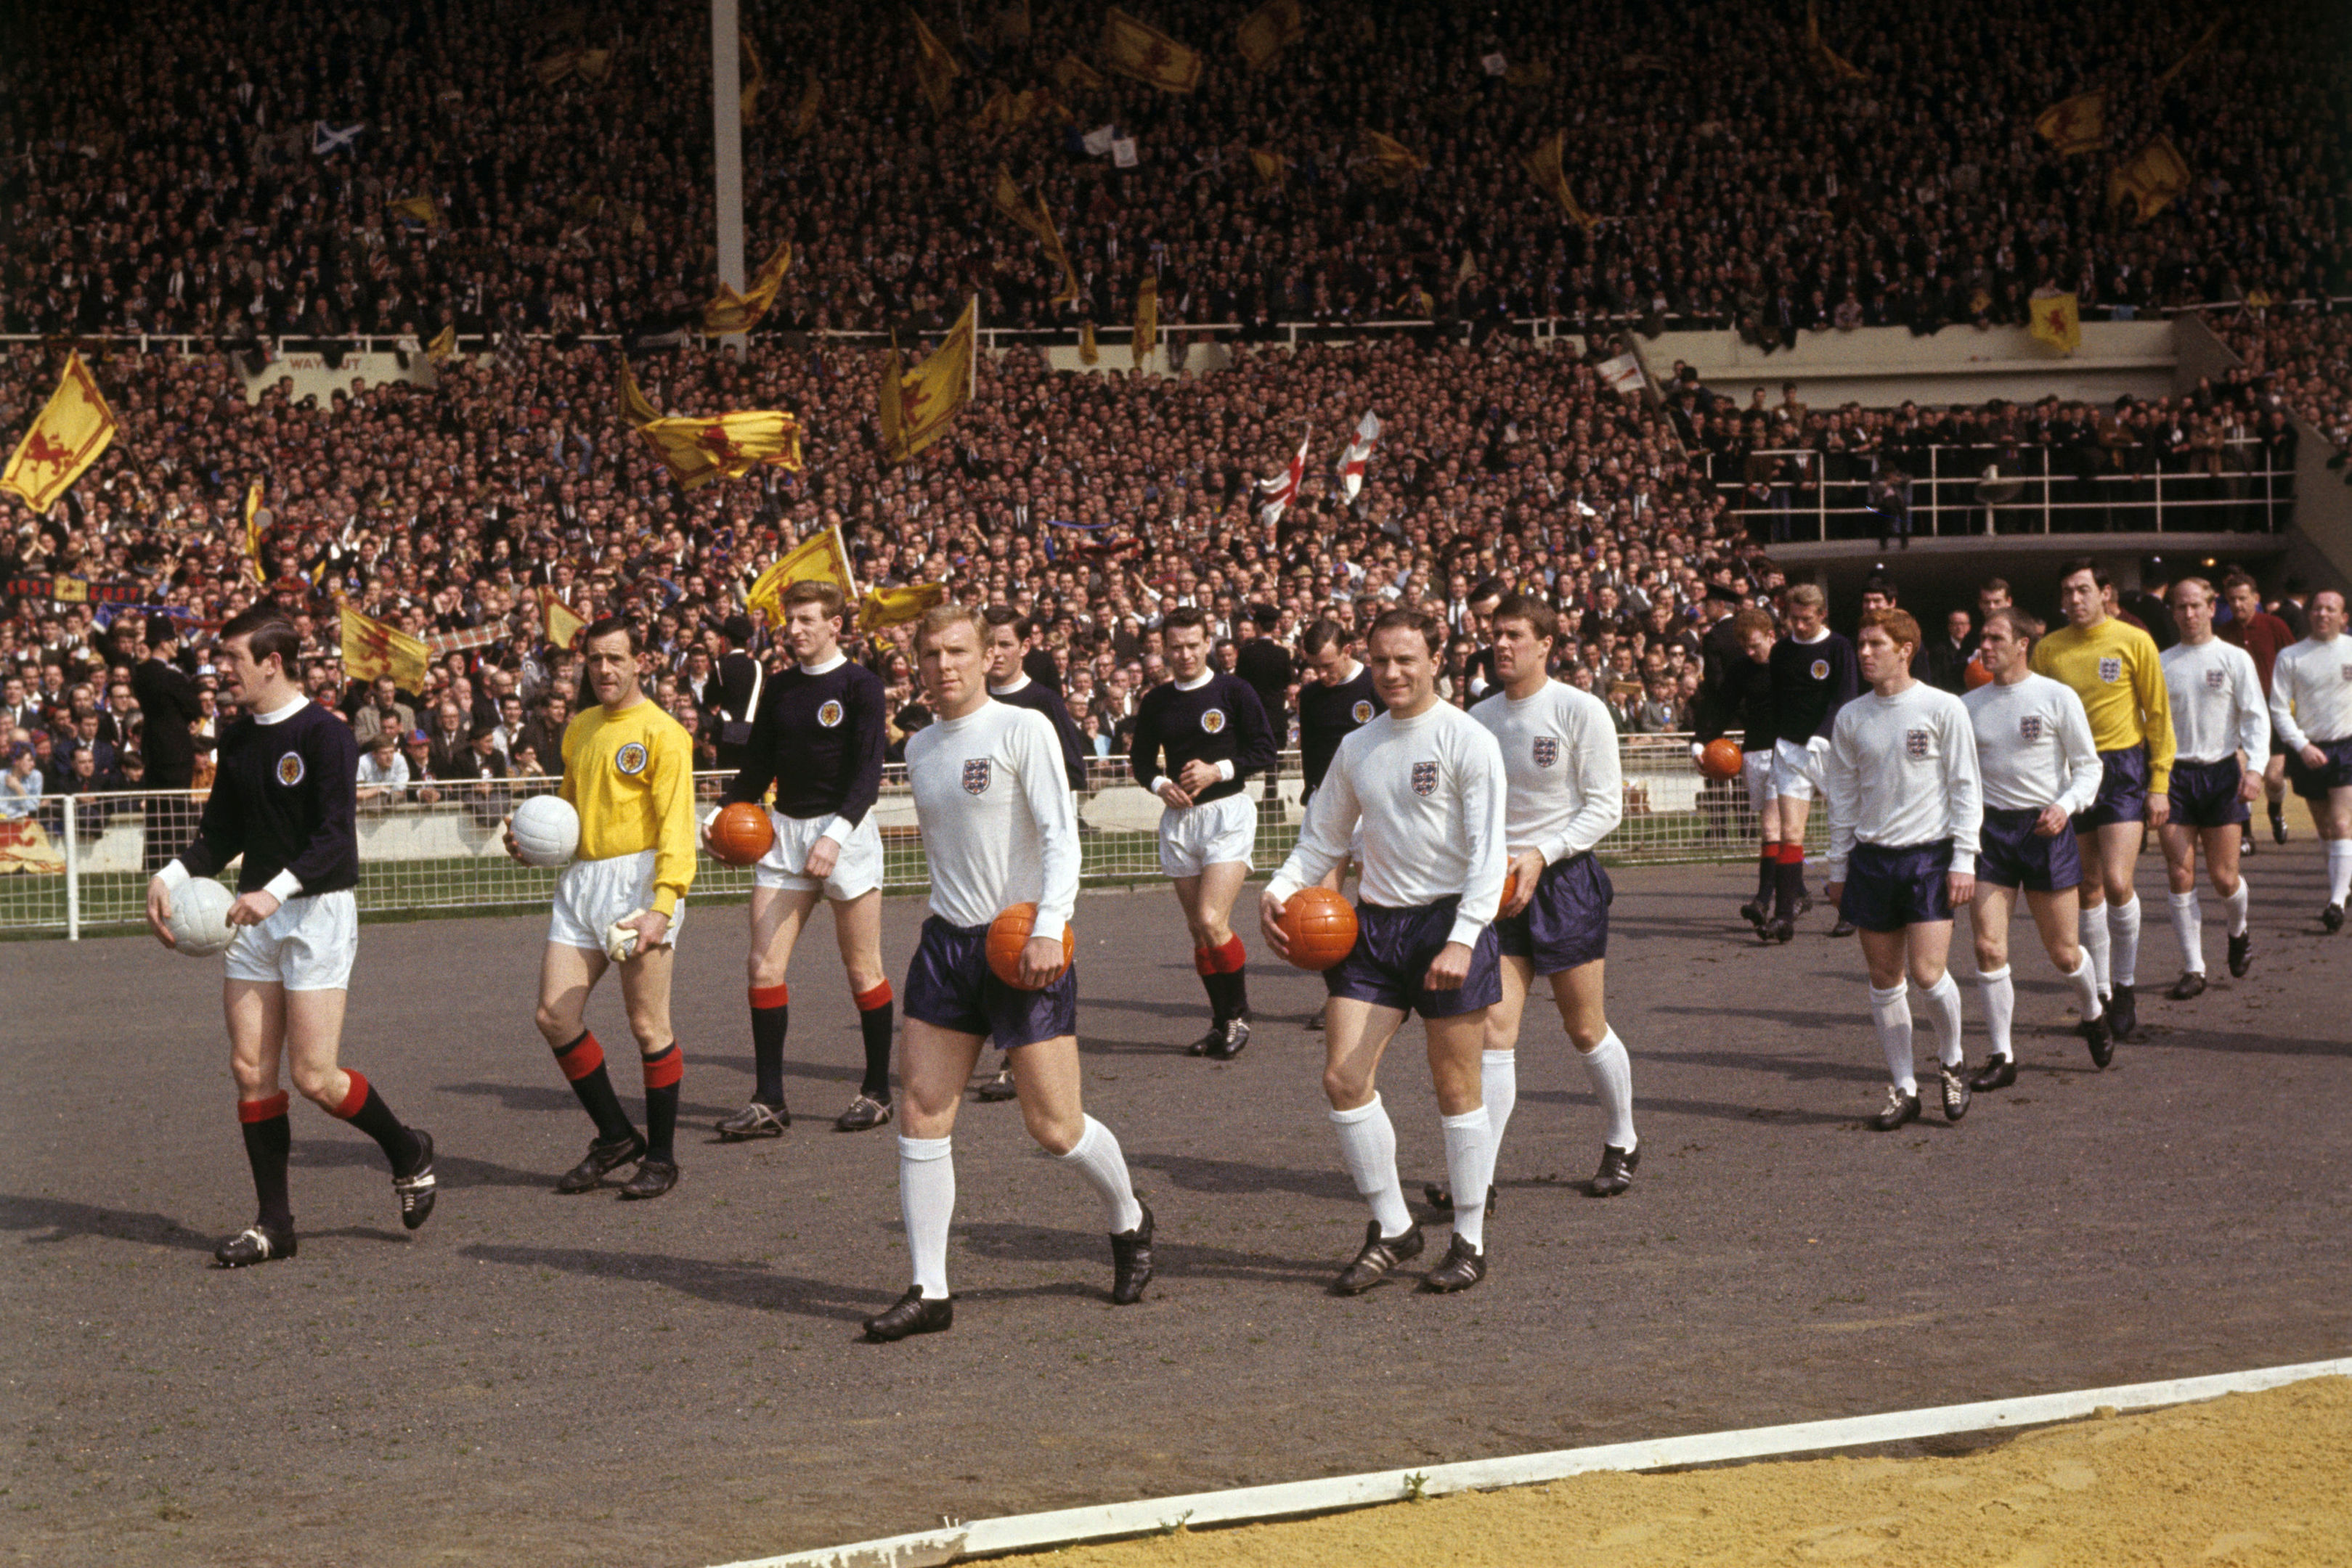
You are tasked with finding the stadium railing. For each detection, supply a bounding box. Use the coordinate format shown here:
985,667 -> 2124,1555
1702,440 -> 2292,542
0,740 -> 1802,940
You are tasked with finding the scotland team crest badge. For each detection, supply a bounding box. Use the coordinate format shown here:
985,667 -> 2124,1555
1201,709 -> 1226,734
818,699 -> 845,727
1351,700 -> 1374,724
962,758 -> 992,794
1411,761 -> 1439,796
276,752 -> 305,786
1532,737 -> 1560,768
615,741 -> 648,775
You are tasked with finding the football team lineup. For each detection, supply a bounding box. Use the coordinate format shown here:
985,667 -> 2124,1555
135,568 -> 2352,1339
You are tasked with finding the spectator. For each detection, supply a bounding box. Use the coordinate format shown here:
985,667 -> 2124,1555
1,745 -> 41,820
357,730 -> 410,810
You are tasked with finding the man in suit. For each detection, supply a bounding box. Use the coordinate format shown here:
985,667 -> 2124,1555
712,616 -> 762,775
1234,606 -> 1294,811
131,614 -> 204,873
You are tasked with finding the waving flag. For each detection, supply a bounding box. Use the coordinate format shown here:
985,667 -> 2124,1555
2033,90 -> 2107,156
243,481 -> 267,585
340,603 -> 431,692
1336,412 -> 1381,502
704,239 -> 792,334
879,296 -> 979,465
2030,292 -> 2083,354
1257,427 -> 1311,525
312,121 -> 367,156
1,351 -> 116,517
541,588 -> 587,651
1102,8 -> 1202,93
638,411 -> 803,490
748,525 -> 858,623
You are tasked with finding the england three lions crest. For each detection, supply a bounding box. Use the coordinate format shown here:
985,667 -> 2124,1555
961,758 -> 992,794
1905,729 -> 1932,760
1531,737 -> 1560,769
2205,668 -> 2227,692
2098,656 -> 2123,684
1411,760 -> 1440,797
2019,714 -> 2043,743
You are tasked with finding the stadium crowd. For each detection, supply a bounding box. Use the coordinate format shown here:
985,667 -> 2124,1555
4,0 -> 2350,810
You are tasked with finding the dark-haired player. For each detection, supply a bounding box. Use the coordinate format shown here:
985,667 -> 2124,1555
1468,594 -> 1636,1198
509,616 -> 698,1199
2030,558 -> 2173,1041
712,580 -> 893,1138
1131,605 -> 1278,1059
863,605 -> 1151,1342
1262,608 -> 1509,1294
2269,589 -> 2352,928
2157,578 -> 2266,996
1294,618 -> 1378,1028
1822,609 -> 1982,1130
145,607 -> 435,1267
1764,583 -> 1859,941
2218,571 -> 2295,849
1697,606 -> 1779,929
1961,607 -> 2108,1085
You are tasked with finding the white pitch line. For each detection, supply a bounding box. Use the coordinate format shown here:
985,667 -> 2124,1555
718,1355 -> 2352,1568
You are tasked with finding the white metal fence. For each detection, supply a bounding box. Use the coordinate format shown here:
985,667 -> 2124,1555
0,740 -> 1806,940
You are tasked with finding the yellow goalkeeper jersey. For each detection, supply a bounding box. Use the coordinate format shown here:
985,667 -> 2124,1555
2029,617 -> 2175,792
561,699 -> 698,913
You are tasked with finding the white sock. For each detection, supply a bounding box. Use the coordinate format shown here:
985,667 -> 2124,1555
2168,889 -> 2205,974
1918,972 -> 1965,1068
1330,1094 -> 1412,1237
1439,1107 -> 1495,1252
1579,1029 -> 1638,1151
1977,965 -> 2014,1060
1481,1049 -> 1518,1156
2078,906 -> 2112,997
2108,895 -> 2142,987
897,1135 -> 956,1301
1054,1115 -> 1144,1235
2063,951 -> 2104,1021
2330,841 -> 2352,906
2223,878 -> 2250,936
1870,981 -> 1916,1093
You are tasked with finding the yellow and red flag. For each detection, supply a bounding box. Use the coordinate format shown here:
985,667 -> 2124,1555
1523,131 -> 1595,230
243,481 -> 266,585
1,351 -> 117,517
426,324 -> 457,362
2156,20 -> 2221,87
1249,147 -> 1289,189
747,525 -> 858,623
911,10 -> 963,115
1804,1 -> 1865,81
541,588 -> 587,651
857,581 -> 946,634
2030,292 -> 2083,355
704,239 -> 793,334
879,296 -> 978,465
1051,53 -> 1107,92
339,603 -> 432,692
638,411 -> 804,490
2033,90 -> 2107,155
617,357 -> 662,430
1102,8 -> 1202,92
992,165 -> 1054,243
1363,131 -> 1426,186
2108,134 -> 2191,223
1078,322 -> 1100,364
1236,0 -> 1303,71
789,73 -> 824,138
390,195 -> 443,228
741,31 -> 767,124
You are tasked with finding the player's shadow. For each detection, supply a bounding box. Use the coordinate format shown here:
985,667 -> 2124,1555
956,1220 -> 1334,1287
0,1194 -> 219,1254
1516,1087 -> 1859,1127
2133,1026 -> 2351,1058
435,1080 -> 747,1124
1635,1032 -> 1893,1084
288,1136 -> 557,1191
1126,1149 -> 1361,1204
458,1241 -> 876,1324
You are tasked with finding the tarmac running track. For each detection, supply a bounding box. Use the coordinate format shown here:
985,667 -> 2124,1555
4,846 -> 2348,1568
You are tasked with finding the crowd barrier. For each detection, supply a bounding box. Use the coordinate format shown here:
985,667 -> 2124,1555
0,740 -> 1806,940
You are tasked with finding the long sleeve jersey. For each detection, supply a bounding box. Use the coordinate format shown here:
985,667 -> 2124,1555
1470,679 -> 1624,862
1768,629 -> 1860,748
2161,639 -> 2269,764
2029,617 -> 2175,791
1269,699 -> 1509,950
2268,634 -> 2352,748
561,698 -> 697,915
168,696 -> 358,898
1129,669 -> 1277,804
1962,673 -> 2102,816
1823,681 -> 1983,881
723,653 -> 887,841
1297,661 -> 1380,793
990,673 -> 1090,792
905,698 -> 1079,932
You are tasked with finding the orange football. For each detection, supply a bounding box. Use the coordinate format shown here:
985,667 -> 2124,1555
987,902 -> 1075,989
707,801 -> 776,866
1280,886 -> 1360,971
1698,737 -> 1743,780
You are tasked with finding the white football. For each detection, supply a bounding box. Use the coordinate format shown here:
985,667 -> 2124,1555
168,878 -> 238,957
509,794 -> 580,867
